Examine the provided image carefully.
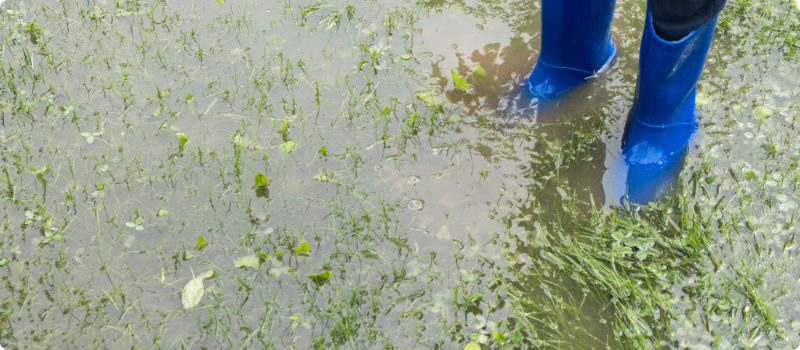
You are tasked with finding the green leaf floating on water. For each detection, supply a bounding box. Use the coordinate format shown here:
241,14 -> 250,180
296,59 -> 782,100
308,270 -> 332,286
667,271 -> 678,283
753,106 -> 773,119
510,330 -> 522,343
451,69 -> 471,90
416,90 -> 442,107
279,119 -> 289,134
182,278 -> 204,309
293,242 -> 311,257
157,209 -> 169,217
176,133 -> 189,151
181,270 -> 214,309
635,250 -> 648,260
467,292 -> 483,302
695,92 -> 709,106
463,342 -> 481,350
253,170 -> 269,189
280,141 -> 297,153
314,170 -> 329,182
491,331 -> 505,342
716,298 -> 732,311
0,257 -> 11,266
472,64 -> 486,80
194,236 -> 208,250
318,146 -> 327,156
234,255 -> 261,269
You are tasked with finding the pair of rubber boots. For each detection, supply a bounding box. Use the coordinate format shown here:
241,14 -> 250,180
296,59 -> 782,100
527,1 -> 718,205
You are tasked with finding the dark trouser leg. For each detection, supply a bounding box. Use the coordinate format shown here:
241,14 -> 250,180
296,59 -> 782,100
649,0 -> 726,41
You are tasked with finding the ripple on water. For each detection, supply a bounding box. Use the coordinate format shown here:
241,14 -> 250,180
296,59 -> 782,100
407,176 -> 420,186
407,199 -> 424,211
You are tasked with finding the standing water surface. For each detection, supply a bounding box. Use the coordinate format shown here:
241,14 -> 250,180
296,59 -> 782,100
1,0 -> 800,348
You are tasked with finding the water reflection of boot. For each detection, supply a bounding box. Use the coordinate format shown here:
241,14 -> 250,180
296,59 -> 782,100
526,0 -> 617,99
623,139 -> 689,206
602,136 -> 688,207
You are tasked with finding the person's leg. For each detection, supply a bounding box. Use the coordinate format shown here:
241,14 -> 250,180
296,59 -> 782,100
525,0 -> 616,99
650,0 -> 727,41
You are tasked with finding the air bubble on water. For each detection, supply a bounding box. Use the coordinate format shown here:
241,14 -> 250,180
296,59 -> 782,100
407,176 -> 420,186
407,199 -> 424,211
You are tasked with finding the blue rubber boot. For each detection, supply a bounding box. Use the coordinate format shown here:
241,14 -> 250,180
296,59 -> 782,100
526,0 -> 617,99
621,6 -> 719,165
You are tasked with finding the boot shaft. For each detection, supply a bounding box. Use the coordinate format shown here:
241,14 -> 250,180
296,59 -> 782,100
631,6 -> 718,126
538,0 -> 617,72
622,6 -> 719,165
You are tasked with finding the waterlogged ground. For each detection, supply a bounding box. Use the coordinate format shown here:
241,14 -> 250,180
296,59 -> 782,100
1,0 -> 800,348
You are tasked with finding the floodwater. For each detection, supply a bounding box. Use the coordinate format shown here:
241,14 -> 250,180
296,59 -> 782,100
1,0 -> 799,348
